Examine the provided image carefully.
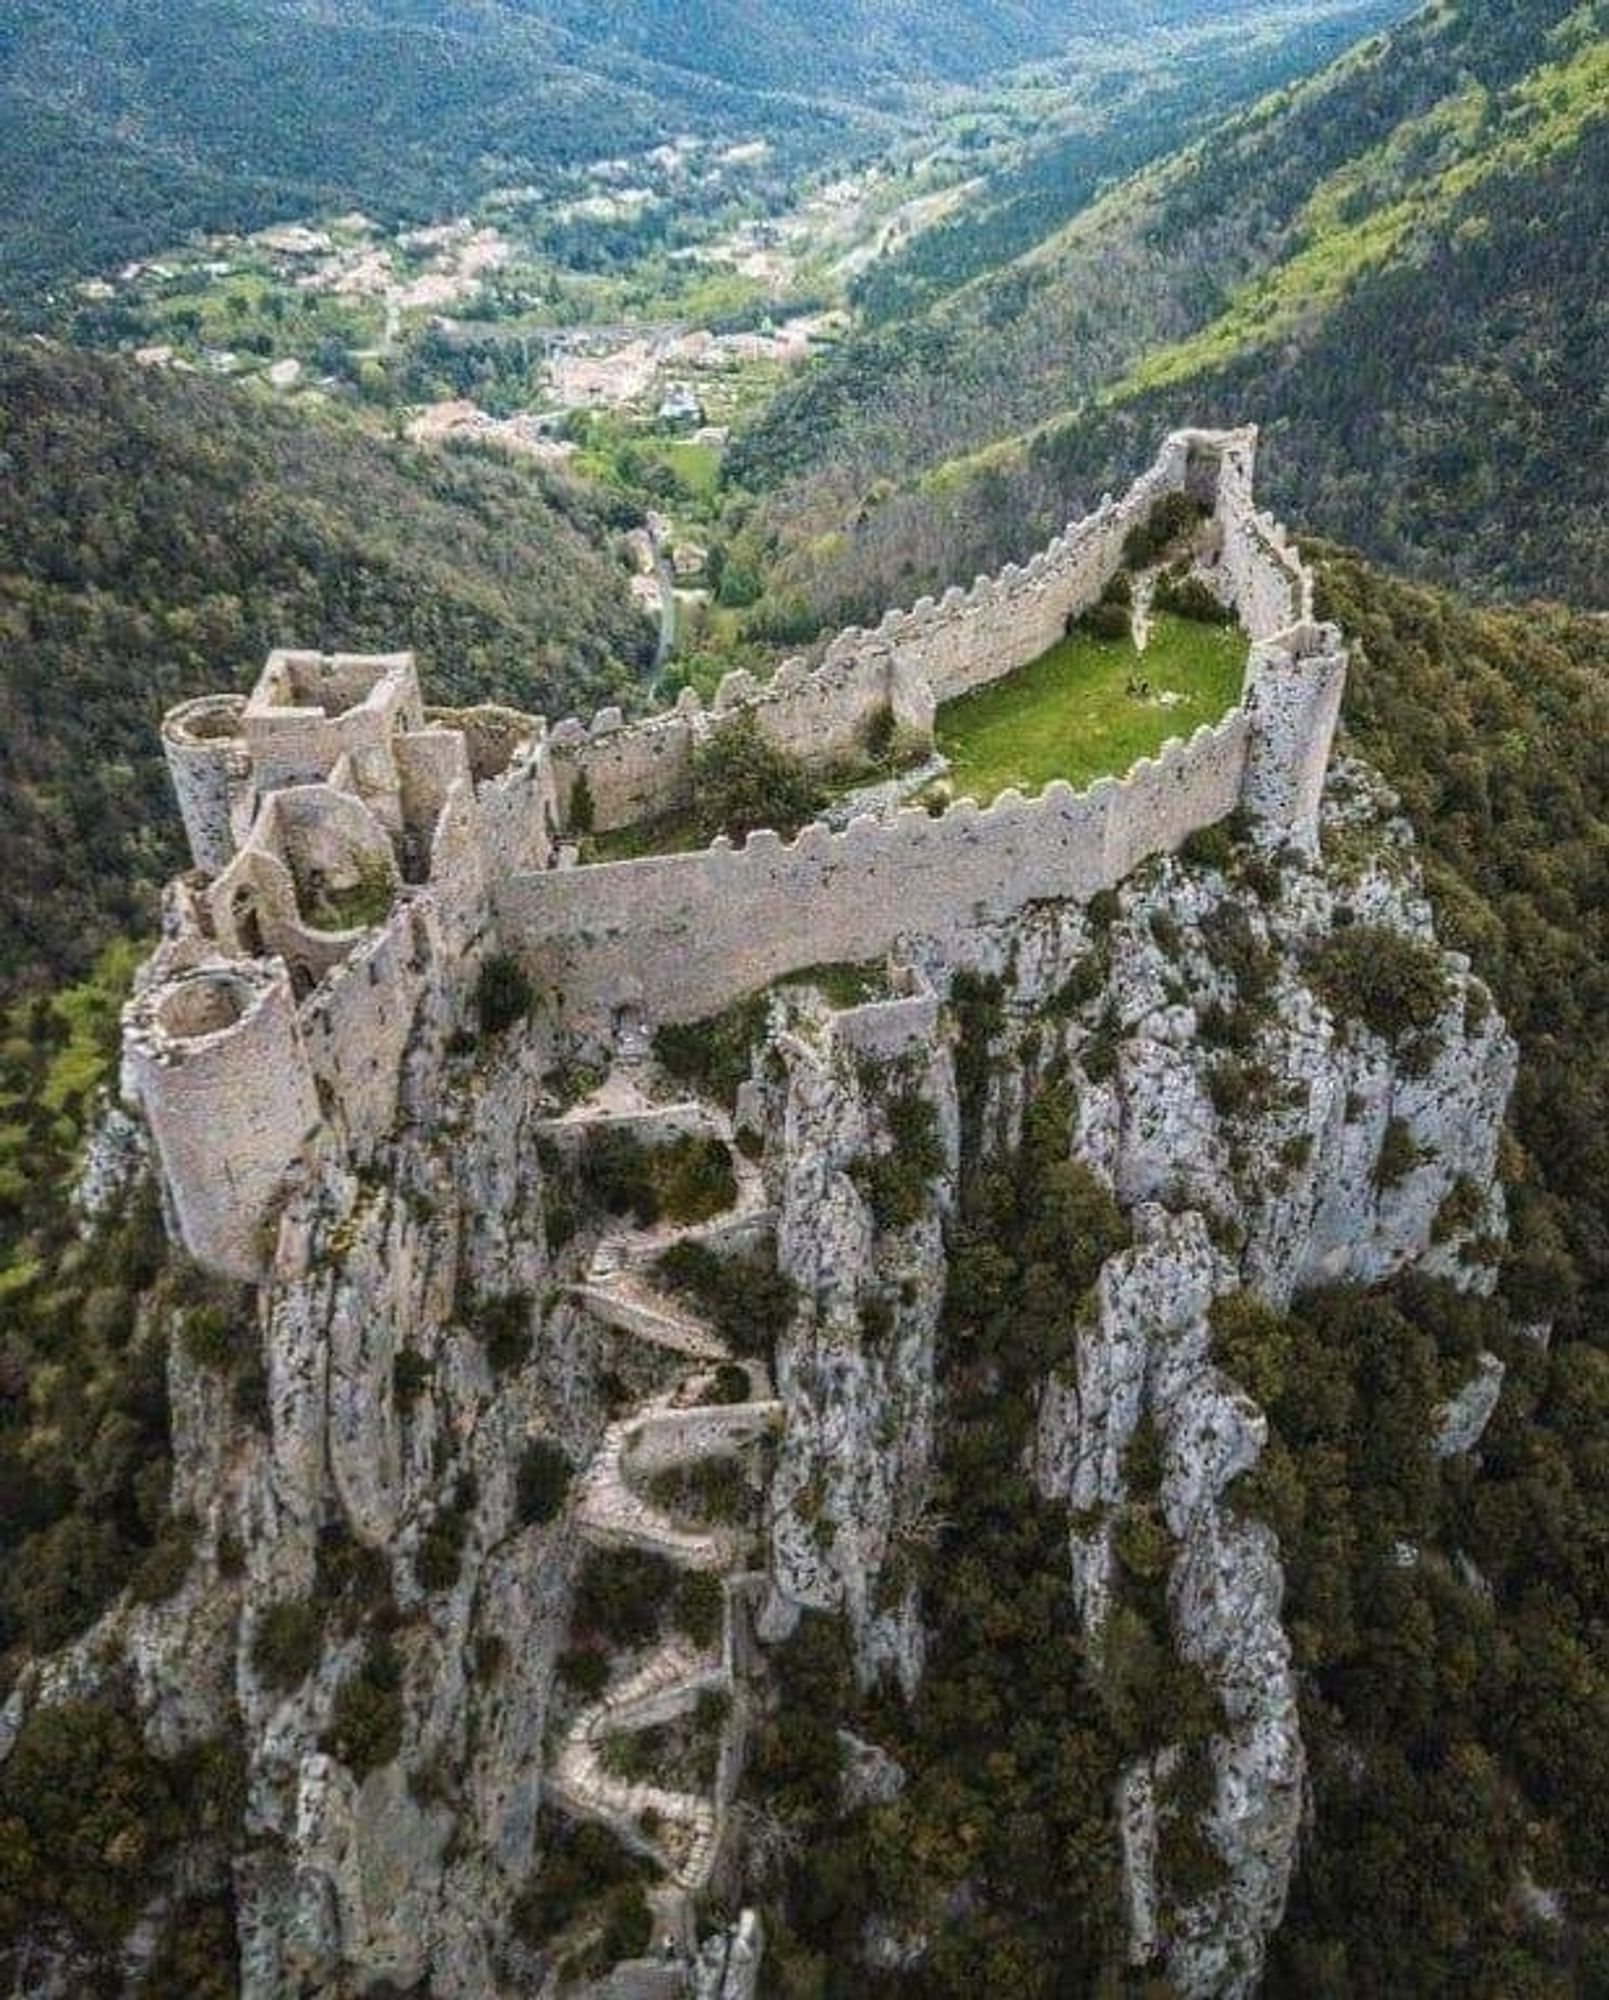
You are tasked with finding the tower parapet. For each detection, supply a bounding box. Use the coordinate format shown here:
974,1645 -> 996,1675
162,694 -> 253,875
123,961 -> 321,1281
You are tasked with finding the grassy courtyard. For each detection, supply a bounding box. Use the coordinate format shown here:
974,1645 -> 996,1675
935,609 -> 1246,804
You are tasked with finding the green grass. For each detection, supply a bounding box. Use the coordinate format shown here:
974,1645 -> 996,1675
936,610 -> 1245,804
660,439 -> 721,499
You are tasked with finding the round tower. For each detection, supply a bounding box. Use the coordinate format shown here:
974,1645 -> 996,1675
124,961 -> 321,1281
162,695 -> 252,876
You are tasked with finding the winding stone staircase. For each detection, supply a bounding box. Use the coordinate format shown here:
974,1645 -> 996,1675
542,1070 -> 784,1936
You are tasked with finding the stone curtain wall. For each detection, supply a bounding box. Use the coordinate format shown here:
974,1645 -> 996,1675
498,712 -> 1251,1030
551,440 -> 1199,836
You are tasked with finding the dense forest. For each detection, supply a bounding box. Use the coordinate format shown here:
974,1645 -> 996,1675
0,338 -> 653,996
729,0 -> 1608,622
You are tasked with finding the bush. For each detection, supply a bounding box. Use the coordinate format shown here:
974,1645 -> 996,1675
574,1547 -> 676,1649
557,1645 -> 611,1698
414,1492 -> 472,1592
1307,925 -> 1449,1041
712,1361 -> 753,1404
516,1438 -> 572,1526
324,1637 -> 405,1778
568,768 -> 595,838
1156,572 -> 1236,624
578,1127 -> 736,1228
1123,491 -> 1207,569
1374,1116 -> 1423,1189
1209,1291 -> 1294,1407
673,1569 -> 726,1650
393,1348 -> 432,1410
852,1091 -> 945,1230
0,1695 -> 186,1950
512,1816 -> 651,1954
1078,598 -> 1132,640
475,953 -> 534,1037
129,1516 -> 196,1605
180,1302 -> 245,1369
251,1597 -> 325,1691
647,1456 -> 751,1527
653,1134 -> 739,1223
656,1240 -> 797,1362
653,991 -> 769,1108
694,710 -> 823,843
472,1291 -> 532,1374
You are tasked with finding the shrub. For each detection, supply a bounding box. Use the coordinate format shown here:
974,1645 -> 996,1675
859,1295 -> 896,1346
712,1362 -> 753,1404
578,1127 -> 736,1227
672,1569 -> 726,1650
557,1646 -> 612,1699
0,1695 -> 186,1949
568,768 -> 595,838
1209,1291 -> 1294,1407
647,1456 -> 751,1526
1156,572 -> 1236,624
574,1547 -> 676,1648
853,1092 -> 944,1229
324,1637 -> 405,1778
1374,1116 -> 1423,1189
472,1291 -> 532,1374
1122,490 -> 1207,568
414,1494 -> 472,1592
516,1438 -> 572,1526
1079,598 -> 1132,640
475,953 -> 533,1037
180,1302 -> 243,1369
1432,1175 -> 1486,1245
512,1816 -> 650,1953
393,1348 -> 432,1410
129,1516 -> 196,1605
653,991 -> 769,1108
1307,925 -> 1448,1041
251,1598 -> 325,1690
694,710 -> 823,843
657,1240 -> 797,1361
653,1134 -> 738,1223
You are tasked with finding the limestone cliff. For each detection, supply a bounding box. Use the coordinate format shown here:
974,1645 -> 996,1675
1,756 -> 1513,1999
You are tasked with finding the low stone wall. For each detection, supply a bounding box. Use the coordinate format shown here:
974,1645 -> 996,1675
498,711 -> 1250,1032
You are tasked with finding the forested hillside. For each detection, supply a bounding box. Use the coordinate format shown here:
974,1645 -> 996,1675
730,0 -> 1608,623
0,339 -> 651,995
0,0 -> 1294,300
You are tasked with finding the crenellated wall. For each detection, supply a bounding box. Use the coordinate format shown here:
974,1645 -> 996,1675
498,711 -> 1251,1031
546,433 -> 1213,835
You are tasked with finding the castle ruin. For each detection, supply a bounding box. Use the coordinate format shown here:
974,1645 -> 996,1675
123,426 -> 1346,1283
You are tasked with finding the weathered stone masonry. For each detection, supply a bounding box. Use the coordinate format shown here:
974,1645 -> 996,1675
123,425 -> 1344,1281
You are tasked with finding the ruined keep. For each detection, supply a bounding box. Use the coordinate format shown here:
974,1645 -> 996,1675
124,426 -> 1346,1282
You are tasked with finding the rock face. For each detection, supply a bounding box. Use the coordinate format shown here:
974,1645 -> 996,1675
0,760 -> 1515,1999
932,758 -> 1515,1997
756,993 -> 959,1695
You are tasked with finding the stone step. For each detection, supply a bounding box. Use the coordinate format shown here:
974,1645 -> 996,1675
574,1274 -> 729,1361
